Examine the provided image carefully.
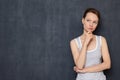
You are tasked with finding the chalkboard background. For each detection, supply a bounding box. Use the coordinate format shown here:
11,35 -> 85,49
0,0 -> 120,80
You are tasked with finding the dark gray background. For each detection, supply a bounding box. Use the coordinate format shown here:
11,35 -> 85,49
0,0 -> 120,80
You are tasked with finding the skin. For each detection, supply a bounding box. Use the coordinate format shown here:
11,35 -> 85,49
70,12 -> 111,73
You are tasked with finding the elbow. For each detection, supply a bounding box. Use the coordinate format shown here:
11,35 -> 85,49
105,63 -> 111,69
75,61 -> 85,70
76,65 -> 84,70
103,60 -> 111,70
106,64 -> 111,69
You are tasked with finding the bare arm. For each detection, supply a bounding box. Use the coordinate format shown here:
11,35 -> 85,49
74,36 -> 111,73
70,33 -> 93,69
70,39 -> 87,69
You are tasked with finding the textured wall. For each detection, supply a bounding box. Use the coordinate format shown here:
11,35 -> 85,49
0,0 -> 120,80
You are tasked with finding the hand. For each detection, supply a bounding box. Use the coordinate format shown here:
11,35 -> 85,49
83,31 -> 93,46
73,66 -> 86,73
73,66 -> 79,72
76,69 -> 86,73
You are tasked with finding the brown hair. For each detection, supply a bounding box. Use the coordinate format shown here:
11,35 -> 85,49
83,8 -> 100,21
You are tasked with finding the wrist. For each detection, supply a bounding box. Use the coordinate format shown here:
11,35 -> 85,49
83,43 -> 88,48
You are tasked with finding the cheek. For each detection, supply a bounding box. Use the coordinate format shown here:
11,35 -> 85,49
93,26 -> 97,30
84,22 -> 89,26
85,23 -> 90,28
83,23 -> 88,28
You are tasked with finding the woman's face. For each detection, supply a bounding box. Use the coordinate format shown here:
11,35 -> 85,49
82,12 -> 99,33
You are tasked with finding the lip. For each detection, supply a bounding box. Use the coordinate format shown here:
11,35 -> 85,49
88,28 -> 93,30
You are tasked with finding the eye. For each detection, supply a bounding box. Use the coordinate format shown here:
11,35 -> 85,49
93,21 -> 98,25
86,19 -> 90,22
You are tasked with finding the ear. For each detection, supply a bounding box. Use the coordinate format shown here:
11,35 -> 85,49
82,18 -> 85,24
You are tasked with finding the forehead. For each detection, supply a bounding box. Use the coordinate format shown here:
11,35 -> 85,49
85,12 -> 98,21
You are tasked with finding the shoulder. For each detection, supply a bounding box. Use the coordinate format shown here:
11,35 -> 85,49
96,35 -> 107,41
96,35 -> 108,45
70,36 -> 79,45
70,39 -> 75,46
70,37 -> 77,44
98,35 -> 108,46
100,36 -> 107,42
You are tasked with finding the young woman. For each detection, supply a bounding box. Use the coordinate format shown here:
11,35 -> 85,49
70,8 -> 111,80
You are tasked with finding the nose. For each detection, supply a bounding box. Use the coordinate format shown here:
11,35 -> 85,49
90,22 -> 93,27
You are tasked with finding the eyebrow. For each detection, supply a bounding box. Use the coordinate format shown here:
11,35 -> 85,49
86,18 -> 98,21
